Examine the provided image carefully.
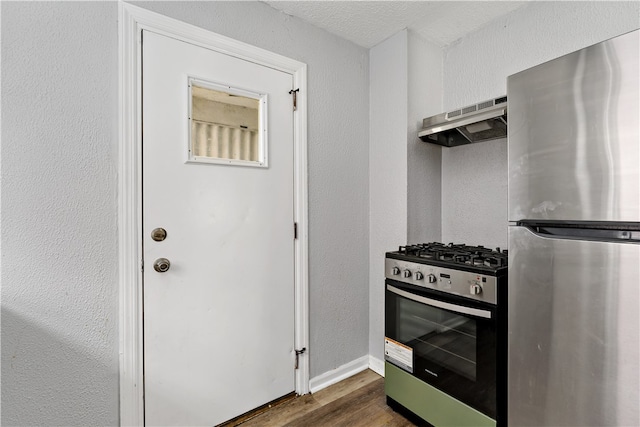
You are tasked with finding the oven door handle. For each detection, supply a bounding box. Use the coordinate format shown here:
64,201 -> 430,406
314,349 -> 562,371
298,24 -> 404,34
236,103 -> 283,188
387,285 -> 493,319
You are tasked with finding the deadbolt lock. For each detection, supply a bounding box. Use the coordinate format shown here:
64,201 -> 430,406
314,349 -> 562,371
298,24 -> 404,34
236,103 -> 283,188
154,258 -> 171,273
151,228 -> 167,242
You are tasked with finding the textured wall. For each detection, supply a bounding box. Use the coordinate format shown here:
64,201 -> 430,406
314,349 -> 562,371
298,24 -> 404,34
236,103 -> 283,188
441,1 -> 640,249
1,2 -> 120,425
369,31 -> 408,365
130,0 -> 370,380
407,31 -> 442,244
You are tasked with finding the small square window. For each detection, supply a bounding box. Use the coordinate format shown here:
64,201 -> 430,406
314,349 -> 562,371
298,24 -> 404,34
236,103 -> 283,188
188,78 -> 267,167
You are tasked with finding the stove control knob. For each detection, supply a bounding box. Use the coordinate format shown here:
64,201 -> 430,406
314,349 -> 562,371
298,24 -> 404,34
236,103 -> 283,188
403,269 -> 412,278
470,284 -> 483,295
427,274 -> 437,283
414,272 -> 424,280
391,267 -> 400,275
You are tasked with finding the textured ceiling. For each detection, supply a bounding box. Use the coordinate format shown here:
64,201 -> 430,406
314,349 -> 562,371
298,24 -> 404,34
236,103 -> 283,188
263,1 -> 530,48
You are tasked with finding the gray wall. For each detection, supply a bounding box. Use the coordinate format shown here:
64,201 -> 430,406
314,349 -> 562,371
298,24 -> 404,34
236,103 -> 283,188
1,1 -> 370,425
1,2 -> 119,425
440,1 -> 640,249
407,31 -> 442,244
368,30 -> 408,369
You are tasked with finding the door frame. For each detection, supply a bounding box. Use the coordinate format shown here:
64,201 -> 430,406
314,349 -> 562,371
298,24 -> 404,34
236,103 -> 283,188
118,3 -> 309,425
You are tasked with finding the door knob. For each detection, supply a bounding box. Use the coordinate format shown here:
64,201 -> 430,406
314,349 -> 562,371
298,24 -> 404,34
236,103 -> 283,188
154,258 -> 171,273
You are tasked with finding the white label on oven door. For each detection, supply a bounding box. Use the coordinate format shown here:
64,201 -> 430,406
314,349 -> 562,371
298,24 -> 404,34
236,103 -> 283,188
384,337 -> 413,373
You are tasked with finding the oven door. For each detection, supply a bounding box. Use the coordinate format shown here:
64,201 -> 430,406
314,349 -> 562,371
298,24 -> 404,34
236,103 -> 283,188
385,279 -> 497,419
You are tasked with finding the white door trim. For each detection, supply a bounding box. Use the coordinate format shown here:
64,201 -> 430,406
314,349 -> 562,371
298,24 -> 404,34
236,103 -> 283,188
118,3 -> 309,425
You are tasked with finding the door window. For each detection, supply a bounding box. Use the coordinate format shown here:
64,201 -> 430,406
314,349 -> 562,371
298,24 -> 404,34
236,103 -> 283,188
188,78 -> 267,167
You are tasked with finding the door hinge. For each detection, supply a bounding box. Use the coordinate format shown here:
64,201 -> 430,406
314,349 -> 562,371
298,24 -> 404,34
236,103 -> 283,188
294,222 -> 298,239
295,347 -> 306,369
289,88 -> 300,111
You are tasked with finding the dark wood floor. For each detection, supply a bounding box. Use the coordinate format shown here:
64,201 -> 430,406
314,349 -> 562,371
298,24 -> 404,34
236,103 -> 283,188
224,369 -> 418,427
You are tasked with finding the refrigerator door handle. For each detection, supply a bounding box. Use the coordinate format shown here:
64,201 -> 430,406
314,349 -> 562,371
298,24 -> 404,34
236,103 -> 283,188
518,220 -> 640,243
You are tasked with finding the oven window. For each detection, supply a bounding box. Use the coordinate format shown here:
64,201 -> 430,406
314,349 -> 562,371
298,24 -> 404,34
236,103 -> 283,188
397,297 -> 477,381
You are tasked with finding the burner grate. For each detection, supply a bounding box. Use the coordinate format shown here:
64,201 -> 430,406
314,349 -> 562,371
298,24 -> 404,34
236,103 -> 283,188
394,242 -> 507,271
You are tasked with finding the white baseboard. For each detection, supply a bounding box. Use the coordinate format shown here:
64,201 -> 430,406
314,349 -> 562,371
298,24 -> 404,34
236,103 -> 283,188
308,354 -> 387,394
309,355 -> 369,393
369,355 -> 385,377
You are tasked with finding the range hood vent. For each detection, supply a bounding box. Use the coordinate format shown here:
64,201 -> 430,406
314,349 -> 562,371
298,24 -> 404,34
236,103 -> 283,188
418,96 -> 507,147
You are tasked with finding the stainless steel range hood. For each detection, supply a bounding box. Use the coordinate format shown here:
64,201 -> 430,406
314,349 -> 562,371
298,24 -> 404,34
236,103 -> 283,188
418,96 -> 507,147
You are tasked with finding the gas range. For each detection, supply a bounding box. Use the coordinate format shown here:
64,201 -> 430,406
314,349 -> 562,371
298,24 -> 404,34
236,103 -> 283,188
385,242 -> 508,305
384,241 -> 509,425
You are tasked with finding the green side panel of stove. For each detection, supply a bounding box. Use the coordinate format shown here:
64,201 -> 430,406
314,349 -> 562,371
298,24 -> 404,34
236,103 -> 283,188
384,362 -> 495,427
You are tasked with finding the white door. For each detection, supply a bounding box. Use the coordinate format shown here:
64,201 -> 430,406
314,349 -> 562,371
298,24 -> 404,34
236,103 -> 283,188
142,30 -> 295,426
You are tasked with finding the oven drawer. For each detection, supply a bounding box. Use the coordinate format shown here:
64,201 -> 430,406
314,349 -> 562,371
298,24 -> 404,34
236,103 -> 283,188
385,362 -> 495,427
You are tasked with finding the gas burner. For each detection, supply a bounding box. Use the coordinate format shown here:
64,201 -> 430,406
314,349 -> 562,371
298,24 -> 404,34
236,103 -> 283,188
470,256 -> 485,266
439,252 -> 471,263
484,257 -> 500,267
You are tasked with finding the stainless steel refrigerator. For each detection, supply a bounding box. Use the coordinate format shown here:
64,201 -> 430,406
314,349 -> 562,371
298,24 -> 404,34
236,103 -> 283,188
507,30 -> 639,426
